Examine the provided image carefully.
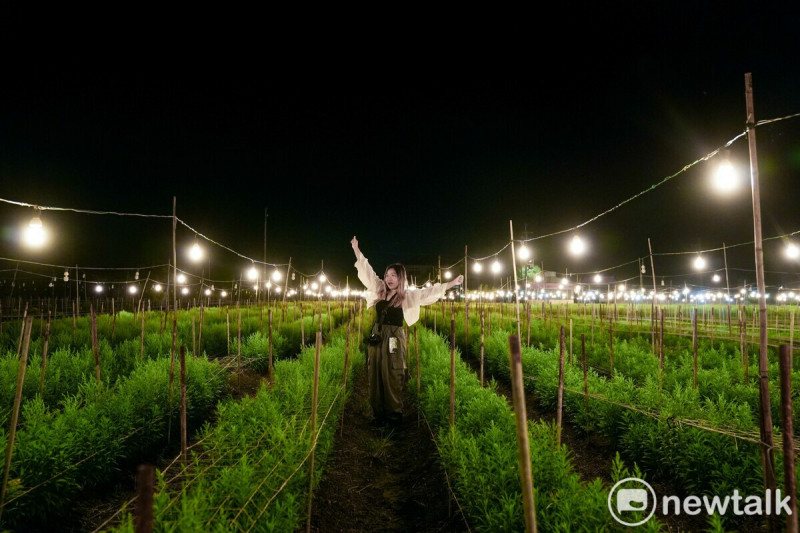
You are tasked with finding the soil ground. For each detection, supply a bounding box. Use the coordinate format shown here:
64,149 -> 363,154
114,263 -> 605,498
307,364 -> 469,533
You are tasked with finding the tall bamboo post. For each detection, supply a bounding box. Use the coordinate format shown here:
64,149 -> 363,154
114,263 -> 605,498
557,326 -> 565,446
306,331 -> 322,533
0,316 -> 33,523
779,344 -> 798,532
508,335 -> 537,532
91,304 -> 101,390
450,316 -> 456,427
180,346 -> 187,463
38,311 -> 52,396
480,311 -> 485,387
268,309 -> 274,383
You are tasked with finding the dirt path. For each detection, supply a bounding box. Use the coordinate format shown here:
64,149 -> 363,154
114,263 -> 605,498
307,364 -> 469,533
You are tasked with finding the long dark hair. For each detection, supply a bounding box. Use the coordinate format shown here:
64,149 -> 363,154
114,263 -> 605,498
377,263 -> 407,307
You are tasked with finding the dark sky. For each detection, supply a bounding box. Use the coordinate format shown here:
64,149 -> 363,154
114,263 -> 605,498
2,4 -> 800,295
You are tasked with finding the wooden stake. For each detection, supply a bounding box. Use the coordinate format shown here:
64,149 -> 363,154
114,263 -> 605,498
91,305 -> 101,390
134,464 -> 155,533
180,346 -> 187,463
779,344 -> 798,532
450,317 -> 456,427
306,331 -> 322,533
581,333 -> 588,409
508,335 -> 538,533
692,307 -> 699,389
557,326 -> 565,447
0,316 -> 33,522
39,311 -> 52,396
480,311 -> 485,387
140,309 -> 146,362
268,309 -> 274,383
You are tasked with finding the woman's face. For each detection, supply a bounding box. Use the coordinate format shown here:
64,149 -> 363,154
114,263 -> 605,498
385,268 -> 399,290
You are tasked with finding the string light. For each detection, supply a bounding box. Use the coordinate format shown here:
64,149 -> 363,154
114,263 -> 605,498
22,208 -> 47,248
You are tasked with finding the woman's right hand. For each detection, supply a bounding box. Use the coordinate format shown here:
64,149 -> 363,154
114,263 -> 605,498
351,236 -> 361,257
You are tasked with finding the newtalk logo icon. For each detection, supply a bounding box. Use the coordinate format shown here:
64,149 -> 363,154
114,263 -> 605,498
608,477 -> 792,527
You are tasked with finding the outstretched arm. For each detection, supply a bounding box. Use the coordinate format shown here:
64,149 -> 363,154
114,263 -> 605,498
445,275 -> 464,290
351,236 -> 362,259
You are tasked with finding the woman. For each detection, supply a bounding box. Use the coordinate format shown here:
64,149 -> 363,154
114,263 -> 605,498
351,236 -> 464,427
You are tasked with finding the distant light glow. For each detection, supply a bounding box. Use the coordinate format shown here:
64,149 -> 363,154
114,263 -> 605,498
712,274 -> 721,282
181,287 -> 189,295
271,269 -> 282,282
247,266 -> 258,280
786,242 -> 800,260
221,290 -> 228,297
95,285 -> 103,293
444,271 -> 452,280
473,262 -> 483,273
518,244 -> 531,261
154,284 -> 162,292
177,274 -> 187,284
129,285 -> 138,294
594,274 -> 602,283
319,274 -> 326,283
491,260 -> 501,274
205,289 -> 211,296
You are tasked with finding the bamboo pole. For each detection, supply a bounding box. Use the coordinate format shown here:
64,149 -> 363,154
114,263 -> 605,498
450,316 -> 456,427
693,307 -> 699,389
180,346 -> 187,463
480,311 -> 485,387
138,309 -> 145,362
0,316 -> 33,522
167,313 -> 177,444
609,319 -> 614,378
15,303 -> 28,358
191,315 -> 196,358
38,310 -> 52,396
779,344 -> 798,532
91,305 -> 101,390
581,334 -> 588,409
557,326 -> 565,447
134,464 -> 155,533
306,331 -> 322,533
237,310 -> 242,392
268,309 -> 274,383
508,334 -> 537,533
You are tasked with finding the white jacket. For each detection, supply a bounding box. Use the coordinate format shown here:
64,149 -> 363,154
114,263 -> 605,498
354,253 -> 447,326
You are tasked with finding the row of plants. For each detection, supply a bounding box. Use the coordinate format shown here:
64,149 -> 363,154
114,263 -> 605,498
0,356 -> 227,530
0,300 -> 359,357
411,326 -> 667,531
433,303 -> 799,433
109,320 -> 361,532
0,305 -> 359,427
428,314 -> 790,531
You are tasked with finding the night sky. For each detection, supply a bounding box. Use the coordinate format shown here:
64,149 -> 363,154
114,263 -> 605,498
2,4 -> 800,296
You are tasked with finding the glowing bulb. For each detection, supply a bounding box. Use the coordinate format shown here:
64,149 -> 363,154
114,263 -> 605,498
129,285 -> 138,294
154,284 -> 162,292
569,235 -> 586,256
265,281 -> 272,289
23,213 -> 46,248
712,274 -> 721,282
221,290 -> 228,297
518,244 -> 531,261
271,269 -> 282,282
189,242 -> 203,261
786,243 -> 800,260
535,274 -> 542,283
247,266 -> 258,280
253,284 -> 258,290
311,282 -> 319,290
204,289 -> 211,296
274,287 -> 281,293
325,285 -> 332,293
95,285 -> 103,293
319,274 -> 326,283
181,287 -> 189,295
444,271 -> 452,280
694,256 -> 706,270
491,260 -> 501,274
177,273 -> 187,284
594,274 -> 602,283
473,262 -> 483,273
713,160 -> 738,192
